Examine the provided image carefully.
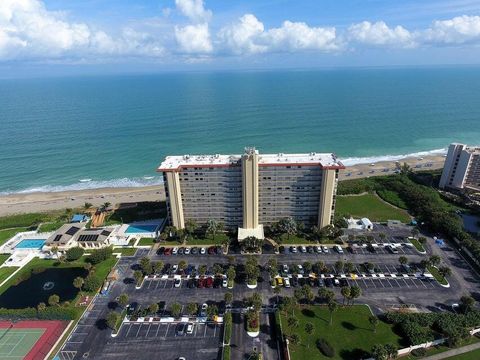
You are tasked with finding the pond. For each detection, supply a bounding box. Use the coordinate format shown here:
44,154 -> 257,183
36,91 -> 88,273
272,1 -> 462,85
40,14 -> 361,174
0,267 -> 88,309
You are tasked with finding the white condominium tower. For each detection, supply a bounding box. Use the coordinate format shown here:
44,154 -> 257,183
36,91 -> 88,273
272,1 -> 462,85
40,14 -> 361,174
158,147 -> 345,239
439,143 -> 480,191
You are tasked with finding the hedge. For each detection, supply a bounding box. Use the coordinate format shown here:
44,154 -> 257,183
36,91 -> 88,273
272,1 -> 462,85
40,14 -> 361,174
0,307 -> 77,320
66,247 -> 84,261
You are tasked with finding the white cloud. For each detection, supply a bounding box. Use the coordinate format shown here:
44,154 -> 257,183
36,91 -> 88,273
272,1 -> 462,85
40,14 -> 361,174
0,0 -> 164,60
217,14 -> 266,55
218,14 -> 339,55
175,0 -> 212,23
347,21 -> 415,48
421,15 -> 480,44
175,23 -> 213,54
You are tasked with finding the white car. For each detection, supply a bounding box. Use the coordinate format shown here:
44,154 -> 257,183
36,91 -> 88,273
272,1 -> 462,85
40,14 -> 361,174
315,246 -> 322,253
335,245 -> 344,254
172,264 -> 178,273
174,278 -> 181,288
186,323 -> 194,334
184,248 -> 191,255
172,247 -> 179,255
322,246 -> 329,253
282,264 -> 289,274
222,279 -> 228,288
284,277 -> 291,288
297,265 -> 304,274
200,247 -> 206,255
291,246 -> 298,253
300,246 -> 307,253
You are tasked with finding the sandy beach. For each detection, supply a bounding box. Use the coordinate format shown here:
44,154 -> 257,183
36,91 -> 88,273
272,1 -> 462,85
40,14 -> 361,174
0,154 -> 445,217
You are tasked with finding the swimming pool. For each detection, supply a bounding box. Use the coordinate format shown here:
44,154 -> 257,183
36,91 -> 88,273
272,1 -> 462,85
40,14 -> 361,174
125,224 -> 159,234
15,239 -> 46,250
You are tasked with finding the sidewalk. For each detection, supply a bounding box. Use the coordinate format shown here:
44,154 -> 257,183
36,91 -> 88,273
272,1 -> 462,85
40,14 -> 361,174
422,341 -> 480,360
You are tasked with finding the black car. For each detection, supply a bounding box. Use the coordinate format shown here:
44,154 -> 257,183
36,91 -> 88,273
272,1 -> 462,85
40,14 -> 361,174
178,247 -> 185,255
366,244 -> 376,253
191,247 -> 199,255
324,278 -> 333,287
163,263 -> 171,274
176,323 -> 187,336
317,278 -> 324,287
157,247 -> 165,255
307,246 -> 314,254
291,276 -> 298,287
309,278 -> 316,287
216,246 -> 223,254
339,279 -> 348,287
187,279 -> 195,288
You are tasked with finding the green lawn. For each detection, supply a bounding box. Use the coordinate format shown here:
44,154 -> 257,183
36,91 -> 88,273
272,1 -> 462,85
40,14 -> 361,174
446,348 -> 480,359
280,305 -> 403,360
0,210 -> 75,230
278,234 -> 314,244
335,194 -> 411,223
0,267 -> 18,284
0,254 -> 10,266
0,228 -> 28,246
427,266 -> 449,286
113,247 -> 138,256
137,237 -> 155,246
38,221 -> 64,233
410,238 -> 426,252
405,336 -> 480,359
186,233 -> 230,245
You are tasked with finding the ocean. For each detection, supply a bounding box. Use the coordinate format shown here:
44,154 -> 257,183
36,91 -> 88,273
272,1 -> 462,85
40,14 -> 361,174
1,67 -> 480,194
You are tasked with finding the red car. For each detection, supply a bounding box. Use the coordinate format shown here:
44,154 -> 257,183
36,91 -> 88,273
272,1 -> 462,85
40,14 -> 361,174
198,277 -> 205,288
208,246 -> 216,255
205,277 -> 213,288
164,248 -> 172,256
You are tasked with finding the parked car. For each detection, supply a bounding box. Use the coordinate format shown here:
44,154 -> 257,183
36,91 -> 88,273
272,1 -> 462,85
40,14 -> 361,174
184,247 -> 191,255
198,278 -> 205,288
347,246 -> 356,254
186,323 -> 194,334
172,264 -> 178,273
324,278 -> 333,287
174,278 -> 181,288
315,246 -> 322,253
334,245 -> 344,254
322,246 -> 329,253
164,248 -> 172,256
297,265 -> 304,274
291,276 -> 298,287
333,279 -> 340,286
157,247 -> 165,255
200,247 -> 206,255
200,303 -> 208,317
317,278 -> 324,287
176,323 -> 187,336
205,277 -> 213,288
208,246 -> 215,255
366,244 -> 376,253
386,245 -> 399,254
178,247 -> 185,255
339,279 -> 348,287
284,277 -> 291,288
216,246 -> 223,254
282,264 -> 289,274
307,246 -> 314,253
191,247 -> 199,255
275,277 -> 284,287
222,279 -> 228,288
290,246 -> 298,253
172,247 -> 179,255
300,246 -> 307,253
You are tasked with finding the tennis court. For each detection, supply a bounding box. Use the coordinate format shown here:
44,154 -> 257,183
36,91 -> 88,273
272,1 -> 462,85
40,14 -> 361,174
0,328 -> 44,360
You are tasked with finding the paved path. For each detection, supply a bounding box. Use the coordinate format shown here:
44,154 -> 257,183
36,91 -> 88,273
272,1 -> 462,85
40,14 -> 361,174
422,341 -> 480,360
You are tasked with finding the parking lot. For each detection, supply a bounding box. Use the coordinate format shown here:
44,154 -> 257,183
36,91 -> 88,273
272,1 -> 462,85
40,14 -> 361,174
118,320 -> 222,340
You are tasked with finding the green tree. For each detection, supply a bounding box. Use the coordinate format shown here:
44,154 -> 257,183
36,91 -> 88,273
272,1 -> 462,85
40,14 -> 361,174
184,219 -> 197,240
305,322 -> 315,348
313,261 -> 326,274
224,292 -> 233,305
439,266 -> 452,278
186,302 -> 198,315
289,333 -> 300,345
178,260 -> 187,271
246,293 -> 262,312
371,344 -> 388,360
37,302 -> 46,312
303,261 -> 313,274
149,303 -> 159,314
198,265 -> 207,276
83,202 -> 93,210
460,294 -> 475,313
206,219 -> 219,240
384,343 -> 398,359
73,277 -> 84,295
349,285 -> 361,305
334,260 -> 344,274
302,284 -> 314,304
328,300 -> 338,325
139,257 -> 152,274
279,217 -> 297,240
341,286 -> 351,306
429,255 -> 441,267
287,316 -> 299,328
170,302 -> 182,317
48,294 -> 60,307
281,296 -> 297,316
83,274 -> 102,292
118,293 -> 129,308
267,257 -> 278,277
398,256 -> 408,265
369,315 -> 379,333
106,311 -> 120,330
206,304 -> 218,319
133,270 -> 144,286
318,288 -> 335,304
66,247 -> 84,261
344,261 -> 354,274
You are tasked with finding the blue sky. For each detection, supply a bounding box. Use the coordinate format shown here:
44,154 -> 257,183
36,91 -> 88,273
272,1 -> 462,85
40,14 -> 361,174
1,0 -> 480,77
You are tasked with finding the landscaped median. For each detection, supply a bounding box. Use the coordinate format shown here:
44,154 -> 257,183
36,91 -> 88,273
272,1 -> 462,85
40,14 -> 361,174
222,312 -> 232,360
246,309 -> 260,337
427,266 -> 450,287
409,237 -> 427,254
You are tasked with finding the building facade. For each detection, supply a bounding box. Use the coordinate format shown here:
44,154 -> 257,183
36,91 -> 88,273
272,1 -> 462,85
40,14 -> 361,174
158,148 -> 345,237
439,143 -> 480,191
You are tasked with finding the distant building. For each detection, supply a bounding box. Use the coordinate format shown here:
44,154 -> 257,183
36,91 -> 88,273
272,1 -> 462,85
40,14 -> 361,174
158,147 -> 345,239
347,217 -> 373,230
439,143 -> 480,191
44,223 -> 114,251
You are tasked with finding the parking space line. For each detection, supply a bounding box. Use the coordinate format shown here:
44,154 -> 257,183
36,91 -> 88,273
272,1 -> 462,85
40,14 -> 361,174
146,323 -> 152,337
165,323 -> 169,337
135,324 -> 142,337
125,324 -> 132,337
204,324 -> 208,337
155,281 -> 160,290
155,324 -> 161,337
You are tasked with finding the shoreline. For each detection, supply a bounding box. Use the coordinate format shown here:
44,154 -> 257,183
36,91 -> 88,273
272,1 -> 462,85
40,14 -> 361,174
0,154 -> 445,217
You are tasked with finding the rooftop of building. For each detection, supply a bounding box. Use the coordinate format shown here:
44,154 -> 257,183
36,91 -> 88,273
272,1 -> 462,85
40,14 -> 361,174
451,143 -> 480,154
158,149 -> 344,171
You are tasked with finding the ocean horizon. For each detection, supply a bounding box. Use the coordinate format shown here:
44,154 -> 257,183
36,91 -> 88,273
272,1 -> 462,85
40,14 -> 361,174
1,67 -> 479,195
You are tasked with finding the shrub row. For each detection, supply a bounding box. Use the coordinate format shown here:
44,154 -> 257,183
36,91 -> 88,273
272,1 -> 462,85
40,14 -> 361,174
0,306 -> 77,320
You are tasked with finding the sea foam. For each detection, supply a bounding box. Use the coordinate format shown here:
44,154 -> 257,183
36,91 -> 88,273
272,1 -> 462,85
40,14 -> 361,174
339,148 -> 447,166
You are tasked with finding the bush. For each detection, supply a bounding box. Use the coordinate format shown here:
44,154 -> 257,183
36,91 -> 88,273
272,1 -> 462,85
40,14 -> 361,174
0,307 -> 76,320
87,247 -> 112,265
411,348 -> 427,357
316,338 -> 335,358
83,274 -> 102,292
66,247 -> 84,261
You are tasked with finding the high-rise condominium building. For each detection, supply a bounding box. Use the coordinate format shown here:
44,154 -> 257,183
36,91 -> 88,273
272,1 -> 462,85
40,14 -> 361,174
439,143 -> 480,191
158,147 -> 345,239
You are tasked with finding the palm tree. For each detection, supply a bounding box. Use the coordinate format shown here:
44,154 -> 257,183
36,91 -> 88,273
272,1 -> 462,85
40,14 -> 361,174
206,219 -> 218,241
349,286 -> 361,305
369,315 -> 379,333
73,277 -> 84,296
83,202 -> 93,211
51,246 -> 59,259
439,266 -> 452,278
305,322 -> 314,348
102,202 -> 111,212
429,255 -> 441,267
398,256 -> 408,266
224,292 -> 233,306
341,286 -> 351,306
328,300 -> 338,325
384,343 -> 398,359
287,316 -> 299,328
184,219 -> 197,240
118,293 -> 129,308
279,217 -> 297,240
